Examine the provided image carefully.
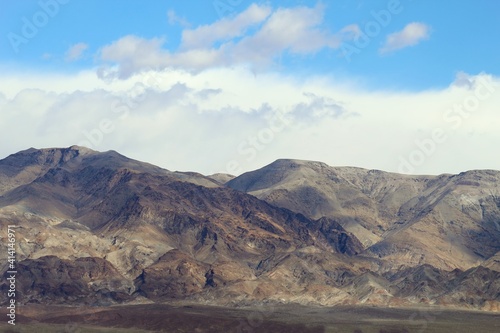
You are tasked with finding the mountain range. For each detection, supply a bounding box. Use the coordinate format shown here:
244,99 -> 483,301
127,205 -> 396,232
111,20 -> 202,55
0,146 -> 499,311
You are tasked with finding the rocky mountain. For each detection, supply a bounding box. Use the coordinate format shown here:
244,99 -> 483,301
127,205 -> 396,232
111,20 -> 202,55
227,159 -> 500,272
0,148 -> 499,311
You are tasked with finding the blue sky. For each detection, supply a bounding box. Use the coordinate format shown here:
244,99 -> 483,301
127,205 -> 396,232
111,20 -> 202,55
0,0 -> 499,175
1,0 -> 499,89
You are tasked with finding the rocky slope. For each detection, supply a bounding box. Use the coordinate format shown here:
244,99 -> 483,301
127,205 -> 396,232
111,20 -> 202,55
0,146 -> 362,306
0,148 -> 498,311
227,159 -> 500,272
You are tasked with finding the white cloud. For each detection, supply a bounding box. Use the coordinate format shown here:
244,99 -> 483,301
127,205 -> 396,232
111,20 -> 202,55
453,71 -> 476,89
167,10 -> 190,28
99,36 -> 168,79
379,22 -> 430,54
180,3 -> 272,49
97,3 -> 359,78
1,68 -> 499,176
228,4 -> 345,65
65,42 -> 89,62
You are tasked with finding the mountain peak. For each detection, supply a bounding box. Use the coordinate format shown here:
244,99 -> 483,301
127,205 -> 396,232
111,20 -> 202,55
271,158 -> 331,169
2,146 -> 89,169
68,145 -> 98,155
17,145 -> 97,154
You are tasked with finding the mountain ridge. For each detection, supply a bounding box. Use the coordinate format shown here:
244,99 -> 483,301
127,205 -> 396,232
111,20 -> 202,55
227,158 -> 500,273
0,146 -> 499,311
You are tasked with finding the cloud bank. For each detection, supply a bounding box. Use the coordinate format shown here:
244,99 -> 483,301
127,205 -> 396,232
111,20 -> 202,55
0,68 -> 498,176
